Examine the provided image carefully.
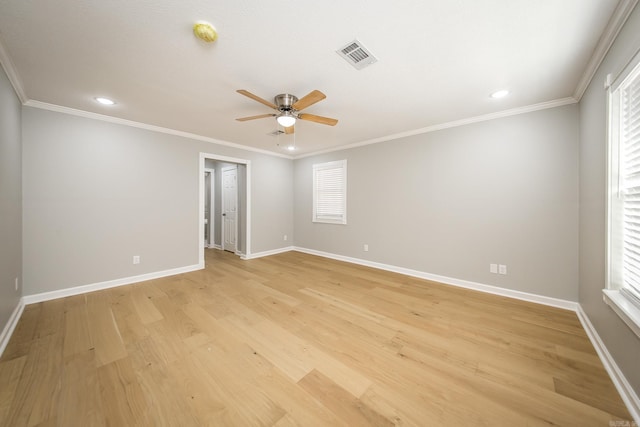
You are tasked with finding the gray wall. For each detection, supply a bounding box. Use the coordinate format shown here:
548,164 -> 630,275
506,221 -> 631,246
22,107 -> 293,295
294,104 -> 579,301
0,64 -> 22,329
579,5 -> 640,396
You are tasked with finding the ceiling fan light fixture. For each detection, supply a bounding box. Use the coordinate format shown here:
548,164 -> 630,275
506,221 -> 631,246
277,113 -> 296,127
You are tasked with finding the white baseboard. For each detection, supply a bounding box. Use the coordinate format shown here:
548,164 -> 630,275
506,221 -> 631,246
576,305 -> 640,424
22,263 -> 204,305
293,247 -> 578,311
5,247 -> 637,423
0,298 -> 25,357
292,246 -> 640,421
243,246 -> 294,260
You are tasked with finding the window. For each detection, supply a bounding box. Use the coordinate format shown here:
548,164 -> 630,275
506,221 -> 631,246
606,50 -> 640,338
313,160 -> 347,224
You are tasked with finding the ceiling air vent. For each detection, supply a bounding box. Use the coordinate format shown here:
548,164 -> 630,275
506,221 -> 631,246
336,39 -> 378,70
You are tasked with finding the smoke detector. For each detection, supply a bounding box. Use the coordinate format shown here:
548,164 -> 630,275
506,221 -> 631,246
193,21 -> 217,43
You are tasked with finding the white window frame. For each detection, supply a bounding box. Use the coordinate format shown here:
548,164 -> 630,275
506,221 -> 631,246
312,160 -> 347,225
605,47 -> 640,339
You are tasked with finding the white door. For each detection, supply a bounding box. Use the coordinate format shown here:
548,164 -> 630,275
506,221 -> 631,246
222,166 -> 238,253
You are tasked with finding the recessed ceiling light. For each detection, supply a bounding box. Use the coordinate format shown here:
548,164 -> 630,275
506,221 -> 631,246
490,90 -> 509,99
95,97 -> 115,105
287,146 -> 296,151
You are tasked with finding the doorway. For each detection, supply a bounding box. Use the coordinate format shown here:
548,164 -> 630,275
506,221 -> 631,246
199,153 -> 251,265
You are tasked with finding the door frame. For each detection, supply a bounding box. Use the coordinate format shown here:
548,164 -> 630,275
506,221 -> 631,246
204,167 -> 215,248
221,165 -> 238,254
199,153 -> 251,265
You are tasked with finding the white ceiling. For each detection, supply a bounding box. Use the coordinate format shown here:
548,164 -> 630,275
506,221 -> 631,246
0,0 -> 626,156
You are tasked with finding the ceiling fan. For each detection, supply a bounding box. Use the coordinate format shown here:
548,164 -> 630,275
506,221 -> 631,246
235,89 -> 338,134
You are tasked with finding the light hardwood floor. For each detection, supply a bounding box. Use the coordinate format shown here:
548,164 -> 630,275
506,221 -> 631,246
0,249 -> 633,426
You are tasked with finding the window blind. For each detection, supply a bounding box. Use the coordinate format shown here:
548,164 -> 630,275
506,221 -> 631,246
621,66 -> 640,296
313,160 -> 346,224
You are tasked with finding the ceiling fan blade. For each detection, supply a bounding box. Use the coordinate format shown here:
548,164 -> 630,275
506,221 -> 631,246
284,125 -> 295,135
237,89 -> 278,110
235,113 -> 275,122
298,113 -> 338,126
292,90 -> 326,111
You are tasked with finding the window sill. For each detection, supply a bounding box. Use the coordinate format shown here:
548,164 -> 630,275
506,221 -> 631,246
312,219 -> 347,225
603,289 -> 640,339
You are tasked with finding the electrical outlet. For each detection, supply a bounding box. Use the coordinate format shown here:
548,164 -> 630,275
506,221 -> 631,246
284,234 -> 288,241
490,264 -> 498,274
499,264 -> 507,275
364,244 -> 369,252
133,255 -> 141,265
14,277 -> 19,291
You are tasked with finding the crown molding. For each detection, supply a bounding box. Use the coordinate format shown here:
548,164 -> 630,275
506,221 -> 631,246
1,35 -> 290,160
295,97 -> 578,159
24,100 -> 293,160
573,0 -> 639,101
7,1 -> 634,160
0,34 -> 27,103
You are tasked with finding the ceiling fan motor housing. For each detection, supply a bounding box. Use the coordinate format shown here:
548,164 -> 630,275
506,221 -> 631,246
275,94 -> 298,112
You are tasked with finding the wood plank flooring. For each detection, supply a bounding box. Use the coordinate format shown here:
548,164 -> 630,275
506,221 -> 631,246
0,249 -> 633,426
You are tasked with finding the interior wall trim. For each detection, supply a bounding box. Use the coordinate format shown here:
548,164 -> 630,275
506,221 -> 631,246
243,246 -> 294,260
573,0 -> 639,101
576,305 -> 640,424
0,298 -> 25,358
293,246 -> 578,310
2,246 -> 637,421
23,100 -> 293,160
0,36 -> 27,103
295,97 -> 578,159
21,263 -> 203,305
293,246 -> 639,421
